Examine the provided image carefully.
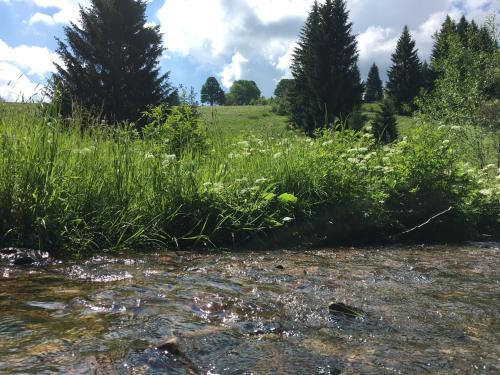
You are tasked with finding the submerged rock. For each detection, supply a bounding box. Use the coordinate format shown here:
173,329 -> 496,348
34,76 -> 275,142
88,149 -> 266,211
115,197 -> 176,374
13,256 -> 37,266
328,303 -> 365,319
0,248 -> 50,266
156,337 -> 182,356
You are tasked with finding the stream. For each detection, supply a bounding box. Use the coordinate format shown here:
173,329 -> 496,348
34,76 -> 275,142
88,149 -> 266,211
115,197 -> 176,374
1,244 -> 499,374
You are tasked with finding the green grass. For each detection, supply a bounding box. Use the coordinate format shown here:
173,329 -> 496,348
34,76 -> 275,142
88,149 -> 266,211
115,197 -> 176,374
361,102 -> 418,138
199,105 -> 291,138
0,102 -> 499,257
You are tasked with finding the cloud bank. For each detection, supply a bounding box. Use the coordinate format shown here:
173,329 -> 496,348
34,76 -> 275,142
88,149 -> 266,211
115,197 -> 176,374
0,0 -> 498,100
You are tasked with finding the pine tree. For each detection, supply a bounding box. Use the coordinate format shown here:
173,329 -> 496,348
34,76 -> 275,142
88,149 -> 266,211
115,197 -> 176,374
420,61 -> 433,92
372,99 -> 398,144
386,26 -> 422,114
53,0 -> 174,124
201,77 -> 225,106
431,16 -> 457,65
364,63 -> 383,102
456,15 -> 470,46
290,0 -> 363,133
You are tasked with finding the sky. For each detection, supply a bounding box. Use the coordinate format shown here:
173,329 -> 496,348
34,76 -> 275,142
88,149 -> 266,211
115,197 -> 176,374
0,0 -> 498,101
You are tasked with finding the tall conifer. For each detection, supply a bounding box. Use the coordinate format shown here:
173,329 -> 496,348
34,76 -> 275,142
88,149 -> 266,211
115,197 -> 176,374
364,63 -> 383,102
53,0 -> 174,124
386,26 -> 422,113
372,98 -> 398,144
290,0 -> 362,133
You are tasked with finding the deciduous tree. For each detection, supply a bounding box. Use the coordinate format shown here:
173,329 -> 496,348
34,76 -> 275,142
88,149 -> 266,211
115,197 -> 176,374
201,77 -> 225,106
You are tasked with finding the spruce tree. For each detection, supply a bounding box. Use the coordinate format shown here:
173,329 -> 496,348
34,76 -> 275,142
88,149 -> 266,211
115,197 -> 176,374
372,99 -> 398,144
364,63 -> 383,102
290,0 -> 363,133
420,61 -> 433,92
386,26 -> 422,114
53,0 -> 174,124
431,16 -> 457,66
457,15 -> 470,46
201,77 -> 225,106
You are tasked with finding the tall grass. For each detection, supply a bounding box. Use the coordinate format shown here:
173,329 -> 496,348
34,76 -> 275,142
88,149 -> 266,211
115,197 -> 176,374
0,103 -> 499,256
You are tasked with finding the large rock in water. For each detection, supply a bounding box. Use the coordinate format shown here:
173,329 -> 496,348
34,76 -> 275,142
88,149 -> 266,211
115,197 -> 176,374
0,248 -> 50,266
328,302 -> 365,318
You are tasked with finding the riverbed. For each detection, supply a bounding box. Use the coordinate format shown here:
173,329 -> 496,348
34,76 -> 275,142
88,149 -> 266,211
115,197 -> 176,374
1,244 -> 499,374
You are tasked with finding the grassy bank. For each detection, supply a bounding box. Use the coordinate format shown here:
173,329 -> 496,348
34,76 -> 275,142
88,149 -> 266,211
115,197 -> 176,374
0,103 -> 499,256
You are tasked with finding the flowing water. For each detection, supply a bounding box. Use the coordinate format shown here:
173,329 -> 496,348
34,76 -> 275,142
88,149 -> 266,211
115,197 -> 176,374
0,244 -> 499,374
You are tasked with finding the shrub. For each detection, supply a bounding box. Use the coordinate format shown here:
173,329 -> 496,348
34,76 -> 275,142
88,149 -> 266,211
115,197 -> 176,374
142,104 -> 206,157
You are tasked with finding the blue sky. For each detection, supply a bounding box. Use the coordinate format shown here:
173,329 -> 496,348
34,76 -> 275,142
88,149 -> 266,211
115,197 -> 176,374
0,0 -> 498,101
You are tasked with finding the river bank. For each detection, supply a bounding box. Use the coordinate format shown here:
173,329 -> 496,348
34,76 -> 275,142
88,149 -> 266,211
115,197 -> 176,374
1,105 -> 499,256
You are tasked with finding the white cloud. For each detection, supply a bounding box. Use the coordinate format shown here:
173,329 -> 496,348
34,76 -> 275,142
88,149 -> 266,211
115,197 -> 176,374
245,0 -> 310,24
0,38 -> 60,101
2,0 -> 89,25
0,62 -> 44,102
275,41 -> 296,78
30,0 -> 88,24
156,0 -> 498,95
357,26 -> 398,62
220,52 -> 248,88
0,38 -> 60,78
29,12 -> 56,25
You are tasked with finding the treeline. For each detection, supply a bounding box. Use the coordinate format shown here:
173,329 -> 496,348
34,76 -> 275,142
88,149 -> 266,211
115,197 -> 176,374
273,3 -> 498,136
47,0 -> 497,139
201,78 -> 270,106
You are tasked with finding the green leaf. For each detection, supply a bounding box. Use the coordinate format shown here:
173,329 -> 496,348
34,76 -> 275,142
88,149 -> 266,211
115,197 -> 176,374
278,193 -> 298,205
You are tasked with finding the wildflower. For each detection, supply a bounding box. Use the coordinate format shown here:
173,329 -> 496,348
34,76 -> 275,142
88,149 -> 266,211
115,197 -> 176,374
212,182 -> 224,192
364,152 -> 376,160
164,154 -> 176,161
145,153 -> 154,159
480,189 -> 493,196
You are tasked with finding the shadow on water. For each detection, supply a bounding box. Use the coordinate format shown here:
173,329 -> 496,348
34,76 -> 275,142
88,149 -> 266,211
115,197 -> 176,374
1,244 -> 499,374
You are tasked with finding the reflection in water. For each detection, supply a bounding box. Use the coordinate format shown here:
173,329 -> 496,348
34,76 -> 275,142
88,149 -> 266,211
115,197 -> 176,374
0,244 -> 499,374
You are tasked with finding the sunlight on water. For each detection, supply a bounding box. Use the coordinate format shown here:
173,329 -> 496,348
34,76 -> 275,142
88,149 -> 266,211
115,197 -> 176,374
0,244 -> 499,374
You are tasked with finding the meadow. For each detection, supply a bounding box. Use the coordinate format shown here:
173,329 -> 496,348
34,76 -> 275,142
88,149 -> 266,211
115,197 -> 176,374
0,102 -> 499,257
